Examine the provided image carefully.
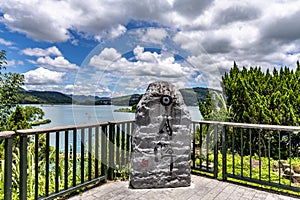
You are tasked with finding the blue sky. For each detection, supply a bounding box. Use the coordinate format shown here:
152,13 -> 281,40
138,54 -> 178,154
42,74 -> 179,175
0,0 -> 300,97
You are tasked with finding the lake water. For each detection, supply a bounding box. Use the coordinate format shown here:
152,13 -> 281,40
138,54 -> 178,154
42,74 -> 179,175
27,104 -> 202,151
31,104 -> 203,128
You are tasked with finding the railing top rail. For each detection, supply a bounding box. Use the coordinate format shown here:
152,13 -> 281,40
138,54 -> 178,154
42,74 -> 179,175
0,131 -> 15,138
16,119 -> 136,136
192,120 -> 300,132
14,119 -> 300,136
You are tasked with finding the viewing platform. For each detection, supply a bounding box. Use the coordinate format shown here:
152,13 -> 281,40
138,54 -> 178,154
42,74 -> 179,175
1,120 -> 300,199
68,175 -> 298,200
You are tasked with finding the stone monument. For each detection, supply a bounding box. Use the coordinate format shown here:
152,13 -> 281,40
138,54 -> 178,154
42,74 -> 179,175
130,81 -> 191,189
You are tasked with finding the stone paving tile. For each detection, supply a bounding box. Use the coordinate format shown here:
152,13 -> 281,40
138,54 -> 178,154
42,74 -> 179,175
67,175 -> 300,200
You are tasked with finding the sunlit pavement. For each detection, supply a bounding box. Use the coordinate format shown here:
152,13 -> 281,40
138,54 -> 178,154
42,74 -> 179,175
67,175 -> 299,200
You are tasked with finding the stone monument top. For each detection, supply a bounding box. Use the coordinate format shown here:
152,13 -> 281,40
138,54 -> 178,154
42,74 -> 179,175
130,81 -> 191,189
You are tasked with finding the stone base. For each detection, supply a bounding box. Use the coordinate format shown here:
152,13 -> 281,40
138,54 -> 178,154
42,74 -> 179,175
130,173 -> 191,189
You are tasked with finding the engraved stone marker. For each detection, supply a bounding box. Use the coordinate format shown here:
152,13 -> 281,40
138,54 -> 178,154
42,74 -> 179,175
130,81 -> 191,189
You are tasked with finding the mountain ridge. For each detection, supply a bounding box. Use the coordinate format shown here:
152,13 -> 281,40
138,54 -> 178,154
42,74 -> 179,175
17,87 -> 217,106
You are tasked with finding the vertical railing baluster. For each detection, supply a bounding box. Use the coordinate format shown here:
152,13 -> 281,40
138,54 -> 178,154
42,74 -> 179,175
108,123 -> 115,180
81,128 -> 85,183
65,130 -> 69,189
199,123 -> 203,168
213,124 -> 218,178
221,126 -> 227,181
45,132 -> 50,196
131,122 -> 134,153
116,124 -> 120,171
72,128 -> 77,187
88,127 -> 92,181
20,135 -> 28,200
206,124 -> 209,171
192,122 -> 196,169
232,127 -> 235,175
4,135 -> 13,200
241,128 -> 244,177
249,129 -> 252,179
259,129 -> 262,181
278,130 -> 281,185
55,131 -> 60,193
34,134 -> 39,199
95,126 -> 99,178
289,131 -> 292,186
126,123 -> 130,164
101,125 -> 107,179
121,123 -> 125,168
268,131 -> 271,183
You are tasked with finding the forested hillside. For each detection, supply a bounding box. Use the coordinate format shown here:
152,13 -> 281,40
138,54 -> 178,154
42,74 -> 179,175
17,89 -> 72,104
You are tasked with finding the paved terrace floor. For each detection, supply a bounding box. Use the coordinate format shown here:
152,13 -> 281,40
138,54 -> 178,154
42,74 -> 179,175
68,175 -> 299,200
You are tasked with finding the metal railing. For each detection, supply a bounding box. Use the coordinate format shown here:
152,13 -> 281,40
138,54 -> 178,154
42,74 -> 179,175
0,120 -> 134,200
191,121 -> 300,195
1,120 -> 300,199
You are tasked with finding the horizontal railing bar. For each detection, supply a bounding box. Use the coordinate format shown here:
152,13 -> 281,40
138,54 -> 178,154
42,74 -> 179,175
192,120 -> 300,132
14,119 -> 300,136
227,174 -> 300,193
39,175 -> 106,200
0,131 -> 15,138
16,120 -> 136,136
192,167 -> 214,174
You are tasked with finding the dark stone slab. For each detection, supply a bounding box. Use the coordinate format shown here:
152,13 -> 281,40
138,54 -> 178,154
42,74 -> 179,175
130,81 -> 191,189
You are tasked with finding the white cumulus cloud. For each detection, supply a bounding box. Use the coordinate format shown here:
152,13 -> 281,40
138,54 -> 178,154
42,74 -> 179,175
23,67 -> 65,85
21,46 -> 62,57
0,38 -> 13,46
35,56 -> 79,71
89,48 -> 122,69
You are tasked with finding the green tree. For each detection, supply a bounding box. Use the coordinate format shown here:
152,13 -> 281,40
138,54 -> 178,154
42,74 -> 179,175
221,61 -> 300,158
0,50 -> 25,131
24,106 -> 44,122
8,105 -> 29,131
199,91 -> 231,121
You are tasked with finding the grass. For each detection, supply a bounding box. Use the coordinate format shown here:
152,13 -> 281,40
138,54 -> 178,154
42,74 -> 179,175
192,151 -> 300,196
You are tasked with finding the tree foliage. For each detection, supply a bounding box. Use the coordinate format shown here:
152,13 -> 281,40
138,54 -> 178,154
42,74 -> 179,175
0,50 -> 25,131
199,91 -> 231,121
222,61 -> 300,126
8,105 -> 29,131
0,50 -> 50,131
220,61 -> 300,158
23,106 -> 45,122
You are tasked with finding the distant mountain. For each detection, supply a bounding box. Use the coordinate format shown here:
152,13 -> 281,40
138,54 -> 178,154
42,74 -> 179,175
179,87 -> 212,106
17,87 -> 217,106
111,87 -> 214,106
17,90 -> 72,104
111,94 -> 142,106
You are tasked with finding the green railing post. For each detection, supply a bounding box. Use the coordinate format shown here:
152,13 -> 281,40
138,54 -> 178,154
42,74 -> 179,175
20,135 -> 28,200
221,125 -> 227,181
72,128 -> 77,187
213,124 -> 218,179
101,125 -> 107,182
192,123 -> 196,169
4,133 -> 14,200
107,123 -> 115,180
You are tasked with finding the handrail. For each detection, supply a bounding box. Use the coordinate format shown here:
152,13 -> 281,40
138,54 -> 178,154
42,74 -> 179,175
16,119 -> 136,136
12,120 -> 300,136
1,119 -> 300,199
193,120 -> 300,131
0,131 -> 15,138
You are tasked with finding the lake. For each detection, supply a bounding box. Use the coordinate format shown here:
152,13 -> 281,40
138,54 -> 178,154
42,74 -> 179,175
30,104 -> 203,128
27,104 -> 202,150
